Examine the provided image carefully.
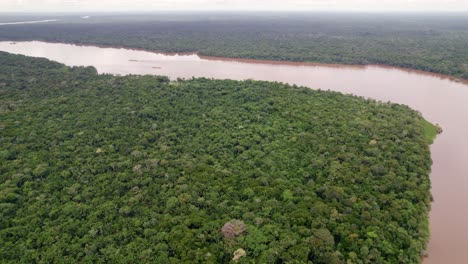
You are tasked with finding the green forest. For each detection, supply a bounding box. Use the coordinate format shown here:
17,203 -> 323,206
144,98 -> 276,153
0,12 -> 467,80
0,52 -> 436,263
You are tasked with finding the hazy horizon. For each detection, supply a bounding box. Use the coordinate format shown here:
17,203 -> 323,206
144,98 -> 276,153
1,0 -> 467,12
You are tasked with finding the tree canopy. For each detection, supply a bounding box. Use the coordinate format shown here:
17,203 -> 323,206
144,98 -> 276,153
0,52 -> 436,263
1,12 -> 467,80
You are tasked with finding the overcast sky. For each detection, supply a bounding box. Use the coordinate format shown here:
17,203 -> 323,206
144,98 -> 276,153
1,0 -> 467,12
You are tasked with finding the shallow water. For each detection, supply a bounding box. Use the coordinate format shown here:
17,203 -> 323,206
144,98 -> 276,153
1,41 -> 467,263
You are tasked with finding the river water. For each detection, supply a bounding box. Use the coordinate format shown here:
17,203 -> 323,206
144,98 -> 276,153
1,41 -> 467,263
0,19 -> 58,26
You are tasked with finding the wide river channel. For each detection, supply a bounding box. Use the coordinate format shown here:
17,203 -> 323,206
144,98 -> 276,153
1,41 -> 467,264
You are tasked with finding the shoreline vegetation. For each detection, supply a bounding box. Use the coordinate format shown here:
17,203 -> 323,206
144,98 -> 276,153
3,40 -> 468,84
3,40 -> 468,86
1,52 -> 436,263
0,13 -> 467,80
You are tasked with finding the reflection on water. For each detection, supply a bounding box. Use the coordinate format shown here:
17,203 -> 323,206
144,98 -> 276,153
0,41 -> 467,264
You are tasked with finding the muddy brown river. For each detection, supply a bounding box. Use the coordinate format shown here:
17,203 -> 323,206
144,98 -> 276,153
1,41 -> 467,264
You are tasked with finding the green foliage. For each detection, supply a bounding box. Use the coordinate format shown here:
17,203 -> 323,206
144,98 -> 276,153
0,52 -> 434,263
422,119 -> 438,144
1,13 -> 467,79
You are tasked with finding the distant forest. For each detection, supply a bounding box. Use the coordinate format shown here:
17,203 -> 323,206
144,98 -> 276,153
0,12 -> 467,79
0,52 -> 436,263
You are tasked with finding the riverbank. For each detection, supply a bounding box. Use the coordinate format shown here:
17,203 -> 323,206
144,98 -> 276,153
2,40 -> 467,85
0,51 -> 436,263
1,13 -> 466,80
1,41 -> 467,263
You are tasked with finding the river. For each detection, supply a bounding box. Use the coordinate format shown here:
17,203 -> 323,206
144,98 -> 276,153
0,41 -> 467,264
0,19 -> 59,26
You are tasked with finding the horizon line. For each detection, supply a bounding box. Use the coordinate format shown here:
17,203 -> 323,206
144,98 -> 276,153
1,10 -> 468,13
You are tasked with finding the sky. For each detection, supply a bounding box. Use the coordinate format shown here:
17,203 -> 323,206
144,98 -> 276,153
1,0 -> 467,12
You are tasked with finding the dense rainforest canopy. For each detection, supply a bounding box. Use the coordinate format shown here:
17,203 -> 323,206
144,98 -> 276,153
0,52 -> 436,263
0,12 -> 467,80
